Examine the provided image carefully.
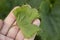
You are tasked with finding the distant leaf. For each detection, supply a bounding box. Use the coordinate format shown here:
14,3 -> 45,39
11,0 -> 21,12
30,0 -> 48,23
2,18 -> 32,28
0,0 -> 11,19
27,0 -> 42,9
39,0 -> 60,40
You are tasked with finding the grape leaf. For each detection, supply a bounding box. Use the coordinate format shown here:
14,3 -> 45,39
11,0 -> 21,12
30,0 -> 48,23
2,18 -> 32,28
39,0 -> 60,40
13,5 -> 40,38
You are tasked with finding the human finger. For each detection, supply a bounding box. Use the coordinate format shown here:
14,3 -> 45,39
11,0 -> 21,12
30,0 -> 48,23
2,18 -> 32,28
7,26 -> 19,39
15,31 -> 24,40
0,19 -> 3,30
0,6 -> 20,35
0,34 -> 13,40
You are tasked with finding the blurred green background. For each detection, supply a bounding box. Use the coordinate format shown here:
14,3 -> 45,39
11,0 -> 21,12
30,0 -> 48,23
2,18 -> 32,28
0,0 -> 26,19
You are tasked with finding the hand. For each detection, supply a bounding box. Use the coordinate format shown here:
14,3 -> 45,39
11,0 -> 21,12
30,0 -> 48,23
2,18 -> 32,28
0,7 -> 40,40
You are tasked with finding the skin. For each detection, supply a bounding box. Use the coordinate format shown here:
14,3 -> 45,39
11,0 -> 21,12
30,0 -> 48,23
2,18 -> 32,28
0,7 -> 40,40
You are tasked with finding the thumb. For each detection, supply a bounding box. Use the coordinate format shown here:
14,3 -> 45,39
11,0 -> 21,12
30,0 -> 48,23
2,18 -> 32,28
33,19 -> 40,27
24,19 -> 40,40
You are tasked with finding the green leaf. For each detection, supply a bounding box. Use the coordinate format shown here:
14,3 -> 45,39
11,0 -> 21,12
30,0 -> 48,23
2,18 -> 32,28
13,5 -> 40,38
27,0 -> 42,9
39,0 -> 60,40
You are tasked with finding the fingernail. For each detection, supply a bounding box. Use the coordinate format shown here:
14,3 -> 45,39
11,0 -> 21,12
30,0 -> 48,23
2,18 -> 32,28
33,19 -> 40,27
